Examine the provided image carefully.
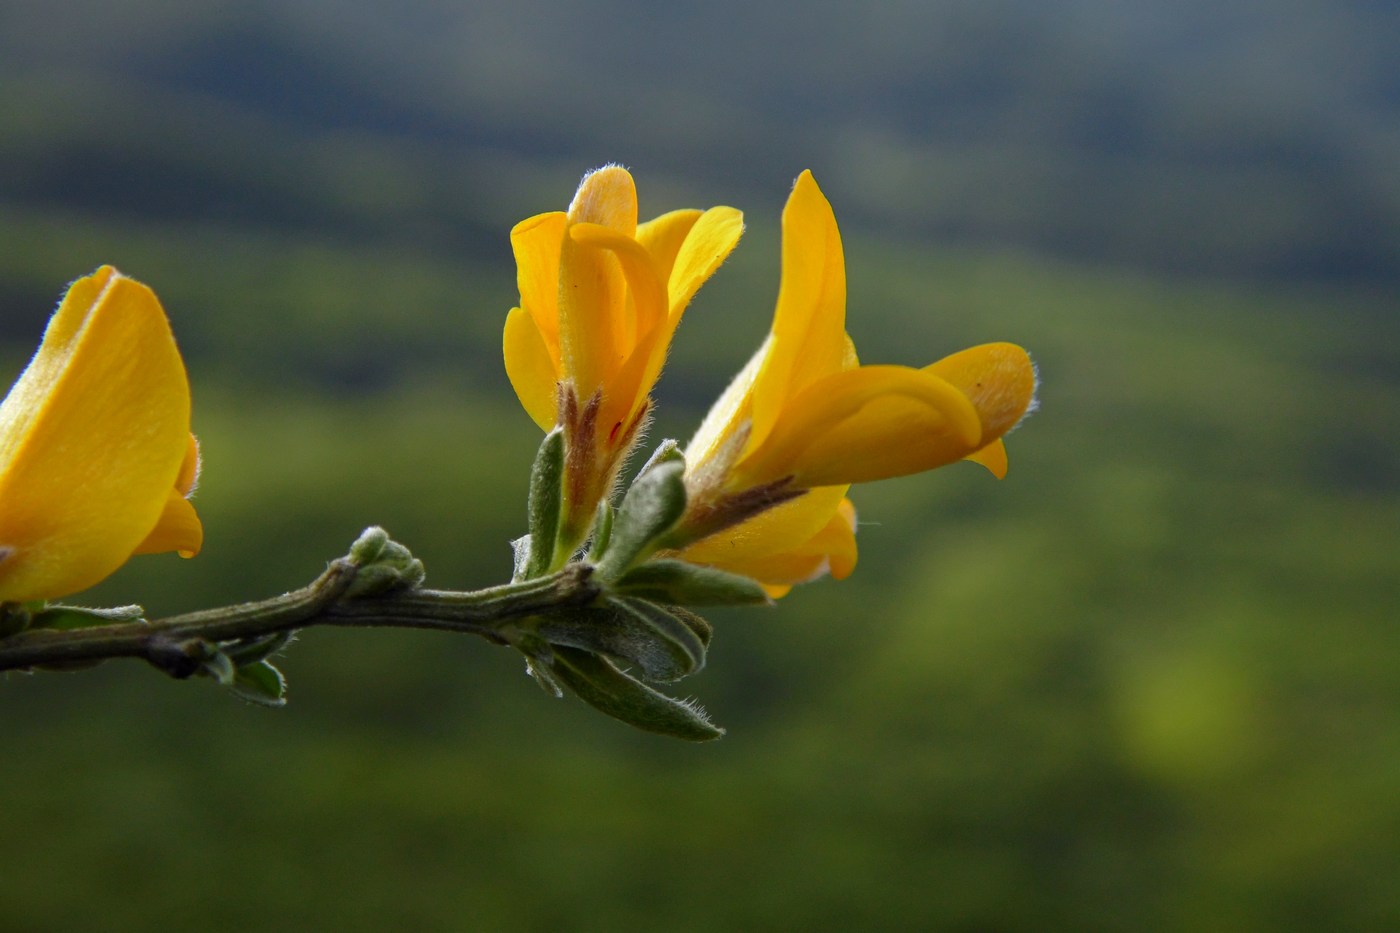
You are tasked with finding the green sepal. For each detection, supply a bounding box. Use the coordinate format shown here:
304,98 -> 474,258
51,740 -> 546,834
595,459 -> 687,580
230,660 -> 288,708
531,596 -> 707,683
613,559 -> 771,606
27,604 -> 146,632
543,645 -> 725,742
521,428 -> 565,579
585,500 -> 614,562
636,438 -> 683,476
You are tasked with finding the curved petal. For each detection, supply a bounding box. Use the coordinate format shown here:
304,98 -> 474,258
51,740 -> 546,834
613,206 -> 746,447
132,487 -> 203,556
700,495 -> 858,595
510,211 -> 566,354
569,222 -> 667,354
570,223 -> 670,434
567,165 -> 637,234
678,484 -> 848,569
965,438 -> 1009,479
736,365 -> 984,488
136,430 -> 204,556
665,206 -> 744,317
924,342 -> 1037,442
684,337 -> 769,475
637,208 -> 702,291
748,170 -> 848,453
557,169 -> 640,394
503,306 -> 560,431
0,267 -> 192,602
556,232 -> 622,397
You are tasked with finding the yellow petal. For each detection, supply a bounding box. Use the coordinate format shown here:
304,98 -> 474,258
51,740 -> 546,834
569,222 -> 667,357
556,232 -> 622,397
503,306 -> 560,431
567,165 -> 638,234
0,267 -> 193,602
568,223 -> 671,436
699,495 -> 859,595
684,337 -> 769,474
637,208 -> 703,293
510,211 -> 567,355
679,484 -> 848,569
821,497 -> 859,580
549,168 -> 641,393
132,486 -> 203,556
924,342 -> 1037,443
665,206 -> 744,318
748,170 -> 848,453
965,438 -> 1009,479
617,207 -> 746,448
736,365 -> 984,488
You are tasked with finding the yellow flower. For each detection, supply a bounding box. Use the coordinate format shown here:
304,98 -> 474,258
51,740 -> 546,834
676,171 -> 1036,594
503,165 -> 743,550
0,267 -> 202,604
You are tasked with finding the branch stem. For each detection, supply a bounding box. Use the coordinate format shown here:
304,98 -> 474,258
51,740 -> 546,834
0,561 -> 598,677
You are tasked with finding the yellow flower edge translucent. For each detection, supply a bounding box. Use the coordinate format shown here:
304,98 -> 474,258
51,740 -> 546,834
0,266 -> 202,603
680,488 -> 857,598
678,170 -> 1036,595
503,165 -> 745,441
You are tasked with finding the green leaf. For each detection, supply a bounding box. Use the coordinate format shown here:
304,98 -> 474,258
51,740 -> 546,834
533,596 -> 708,682
544,645 -> 725,741
522,428 -> 565,579
231,660 -> 288,708
27,604 -> 146,632
613,560 -> 771,606
585,500 -> 614,562
636,438 -> 684,476
595,459 -> 687,579
665,604 -> 714,650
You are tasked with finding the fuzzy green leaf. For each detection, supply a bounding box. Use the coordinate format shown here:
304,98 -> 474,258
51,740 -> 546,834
26,604 -> 145,632
532,597 -> 707,682
544,645 -> 725,741
585,500 -> 614,562
613,560 -> 771,606
595,460 -> 687,579
231,660 -> 287,707
522,428 -> 565,579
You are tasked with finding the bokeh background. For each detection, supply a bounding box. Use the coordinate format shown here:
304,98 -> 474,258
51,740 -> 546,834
2,1 -> 1397,929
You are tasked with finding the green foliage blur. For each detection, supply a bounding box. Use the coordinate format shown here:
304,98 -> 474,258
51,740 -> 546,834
2,2 -> 1398,930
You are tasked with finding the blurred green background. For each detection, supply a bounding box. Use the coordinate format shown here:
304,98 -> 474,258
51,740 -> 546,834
2,1 -> 1397,930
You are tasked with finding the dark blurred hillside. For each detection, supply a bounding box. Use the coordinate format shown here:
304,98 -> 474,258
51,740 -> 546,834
1,0 -> 1397,286
2,4 -> 1399,931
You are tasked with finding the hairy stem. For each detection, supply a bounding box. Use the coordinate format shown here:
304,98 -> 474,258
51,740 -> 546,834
0,561 -> 599,677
